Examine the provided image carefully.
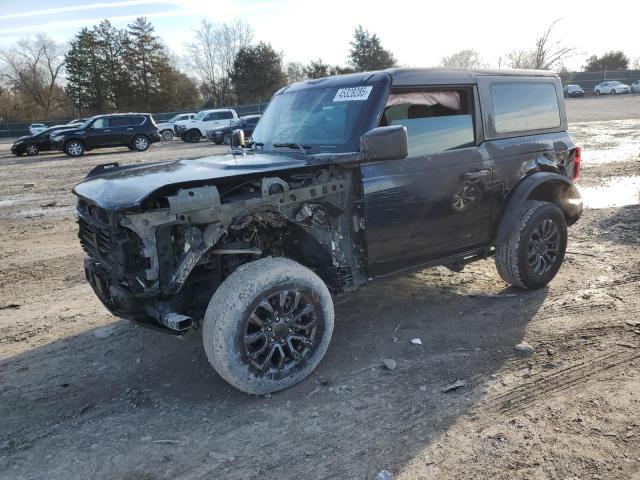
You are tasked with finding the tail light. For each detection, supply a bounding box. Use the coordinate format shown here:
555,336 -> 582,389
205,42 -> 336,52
572,146 -> 581,180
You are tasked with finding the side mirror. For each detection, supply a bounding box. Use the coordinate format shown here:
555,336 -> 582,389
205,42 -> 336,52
231,129 -> 245,148
359,125 -> 408,162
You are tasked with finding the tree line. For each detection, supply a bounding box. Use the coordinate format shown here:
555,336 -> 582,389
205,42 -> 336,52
0,16 -> 637,123
440,19 -> 639,73
0,19 -> 396,122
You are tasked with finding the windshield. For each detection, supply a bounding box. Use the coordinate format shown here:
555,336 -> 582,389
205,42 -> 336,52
193,111 -> 206,121
166,114 -> 180,123
251,85 -> 377,154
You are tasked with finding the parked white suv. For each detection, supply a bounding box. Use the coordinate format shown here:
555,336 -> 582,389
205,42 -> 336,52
29,123 -> 47,135
593,81 -> 631,95
155,113 -> 195,141
175,109 -> 238,142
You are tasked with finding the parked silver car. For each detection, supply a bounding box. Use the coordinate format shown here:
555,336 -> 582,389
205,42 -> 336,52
593,81 -> 631,95
631,80 -> 640,93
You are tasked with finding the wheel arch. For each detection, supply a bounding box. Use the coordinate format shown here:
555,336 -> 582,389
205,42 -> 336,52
495,173 -> 582,245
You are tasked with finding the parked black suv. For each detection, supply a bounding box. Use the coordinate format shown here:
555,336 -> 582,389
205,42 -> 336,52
11,124 -> 76,156
206,115 -> 261,144
52,113 -> 161,157
73,68 -> 582,395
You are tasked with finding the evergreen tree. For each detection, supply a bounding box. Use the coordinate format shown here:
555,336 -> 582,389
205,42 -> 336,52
231,42 -> 286,104
65,28 -> 106,114
304,59 -> 330,79
94,20 -> 130,110
125,17 -> 170,110
348,26 -> 397,72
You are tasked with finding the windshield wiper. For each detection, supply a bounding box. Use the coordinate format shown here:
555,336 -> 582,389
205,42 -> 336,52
273,143 -> 310,155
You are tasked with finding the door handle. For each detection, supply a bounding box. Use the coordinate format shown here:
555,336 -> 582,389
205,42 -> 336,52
104,129 -> 111,132
461,169 -> 490,180
126,128 -> 133,131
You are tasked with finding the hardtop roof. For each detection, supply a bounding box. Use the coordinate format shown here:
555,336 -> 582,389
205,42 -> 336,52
285,67 -> 559,92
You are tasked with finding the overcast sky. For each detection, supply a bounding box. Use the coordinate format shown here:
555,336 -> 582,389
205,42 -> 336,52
0,0 -> 638,71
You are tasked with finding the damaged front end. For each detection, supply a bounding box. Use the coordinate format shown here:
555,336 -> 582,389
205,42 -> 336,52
76,165 -> 367,335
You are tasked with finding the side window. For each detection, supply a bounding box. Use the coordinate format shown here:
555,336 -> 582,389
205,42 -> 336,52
381,89 -> 475,157
110,117 -> 128,127
129,116 -> 145,126
92,118 -> 110,129
491,82 -> 560,134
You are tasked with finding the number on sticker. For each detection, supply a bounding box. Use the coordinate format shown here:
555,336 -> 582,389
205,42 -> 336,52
333,86 -> 373,102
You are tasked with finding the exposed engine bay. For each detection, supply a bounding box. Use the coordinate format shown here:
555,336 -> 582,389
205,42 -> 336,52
77,166 -> 367,333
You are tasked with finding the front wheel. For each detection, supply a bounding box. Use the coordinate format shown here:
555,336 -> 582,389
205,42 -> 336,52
64,140 -> 84,157
611,89 -> 617,95
495,200 -> 567,290
25,143 -> 39,156
595,89 -> 600,95
161,130 -> 173,141
203,257 -> 334,395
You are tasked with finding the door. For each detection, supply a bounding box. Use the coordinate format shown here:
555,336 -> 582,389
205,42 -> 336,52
85,117 -> 115,148
362,86 -> 493,276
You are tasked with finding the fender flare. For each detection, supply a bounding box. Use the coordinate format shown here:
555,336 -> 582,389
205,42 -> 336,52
495,172 -> 582,245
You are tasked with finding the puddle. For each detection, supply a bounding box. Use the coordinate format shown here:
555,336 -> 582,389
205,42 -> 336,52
569,120 -> 640,165
578,176 -> 640,209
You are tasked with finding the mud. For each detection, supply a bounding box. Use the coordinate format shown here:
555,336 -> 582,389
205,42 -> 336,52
1,99 -> 639,479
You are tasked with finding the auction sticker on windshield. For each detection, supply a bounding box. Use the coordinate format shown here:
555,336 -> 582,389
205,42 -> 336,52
333,86 -> 373,102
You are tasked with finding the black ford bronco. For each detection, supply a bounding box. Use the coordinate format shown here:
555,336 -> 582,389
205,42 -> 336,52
73,68 -> 583,394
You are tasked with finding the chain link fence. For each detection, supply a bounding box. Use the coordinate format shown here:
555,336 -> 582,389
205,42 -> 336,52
558,70 -> 640,93
0,102 -> 269,140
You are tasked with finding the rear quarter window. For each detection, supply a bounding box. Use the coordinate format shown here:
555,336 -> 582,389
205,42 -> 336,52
491,82 -> 561,134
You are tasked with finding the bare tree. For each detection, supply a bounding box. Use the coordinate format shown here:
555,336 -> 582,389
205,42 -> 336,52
506,19 -> 573,70
0,34 -> 66,118
440,49 -> 484,69
632,57 -> 640,70
506,50 -> 536,69
183,19 -> 253,106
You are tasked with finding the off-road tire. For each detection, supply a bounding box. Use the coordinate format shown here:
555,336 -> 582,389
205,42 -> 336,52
131,135 -> 150,152
64,140 -> 85,157
495,200 -> 567,290
203,257 -> 334,395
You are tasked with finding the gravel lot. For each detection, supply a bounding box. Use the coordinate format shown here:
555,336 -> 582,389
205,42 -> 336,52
0,96 -> 639,480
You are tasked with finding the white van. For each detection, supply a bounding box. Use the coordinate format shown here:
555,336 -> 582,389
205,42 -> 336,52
175,109 -> 238,142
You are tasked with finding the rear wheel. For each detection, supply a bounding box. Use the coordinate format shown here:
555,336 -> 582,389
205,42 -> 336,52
495,200 -> 567,290
161,130 -> 173,141
132,134 -> 150,151
611,89 -> 617,95
25,143 -> 39,156
64,140 -> 84,157
203,257 -> 334,395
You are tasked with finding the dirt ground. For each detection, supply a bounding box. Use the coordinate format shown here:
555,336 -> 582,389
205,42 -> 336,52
1,96 -> 639,480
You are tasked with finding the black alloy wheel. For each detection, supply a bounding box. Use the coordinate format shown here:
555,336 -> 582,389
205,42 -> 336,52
526,218 -> 560,276
243,290 -> 318,373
